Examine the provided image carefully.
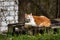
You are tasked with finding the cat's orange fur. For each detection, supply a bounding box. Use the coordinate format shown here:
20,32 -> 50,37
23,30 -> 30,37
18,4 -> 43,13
25,13 -> 51,27
33,16 -> 51,27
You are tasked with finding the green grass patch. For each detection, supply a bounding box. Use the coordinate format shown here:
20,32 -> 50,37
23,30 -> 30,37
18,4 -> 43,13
0,33 -> 60,40
1,28 -> 60,40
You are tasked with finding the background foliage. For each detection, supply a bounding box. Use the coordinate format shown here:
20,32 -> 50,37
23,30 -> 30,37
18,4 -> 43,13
18,0 -> 59,21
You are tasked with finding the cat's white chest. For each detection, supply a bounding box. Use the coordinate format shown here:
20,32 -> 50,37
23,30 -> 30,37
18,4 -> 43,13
30,19 -> 37,26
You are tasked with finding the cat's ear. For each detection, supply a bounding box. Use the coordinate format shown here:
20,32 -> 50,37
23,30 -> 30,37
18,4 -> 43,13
30,13 -> 32,15
25,13 -> 27,16
25,13 -> 28,18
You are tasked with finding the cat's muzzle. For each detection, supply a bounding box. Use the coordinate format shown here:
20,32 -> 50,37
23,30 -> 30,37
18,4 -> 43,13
25,19 -> 30,23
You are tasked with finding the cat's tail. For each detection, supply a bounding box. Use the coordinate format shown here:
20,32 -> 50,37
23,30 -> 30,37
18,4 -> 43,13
50,19 -> 60,26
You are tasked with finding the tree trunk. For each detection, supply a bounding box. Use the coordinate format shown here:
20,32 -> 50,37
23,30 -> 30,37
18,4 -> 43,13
18,0 -> 25,23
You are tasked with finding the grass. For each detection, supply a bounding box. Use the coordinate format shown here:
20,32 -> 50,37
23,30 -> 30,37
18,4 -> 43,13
0,28 -> 60,40
0,33 -> 60,40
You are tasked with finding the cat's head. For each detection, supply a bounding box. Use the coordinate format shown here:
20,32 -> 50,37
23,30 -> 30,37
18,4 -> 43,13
25,13 -> 32,23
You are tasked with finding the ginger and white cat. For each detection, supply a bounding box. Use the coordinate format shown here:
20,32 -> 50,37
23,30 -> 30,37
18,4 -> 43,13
25,13 -> 51,27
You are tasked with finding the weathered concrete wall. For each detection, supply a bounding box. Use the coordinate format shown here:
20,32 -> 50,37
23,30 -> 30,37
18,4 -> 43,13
0,0 -> 18,33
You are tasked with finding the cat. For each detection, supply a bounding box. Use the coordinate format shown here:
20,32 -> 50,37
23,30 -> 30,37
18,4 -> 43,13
25,13 -> 51,27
